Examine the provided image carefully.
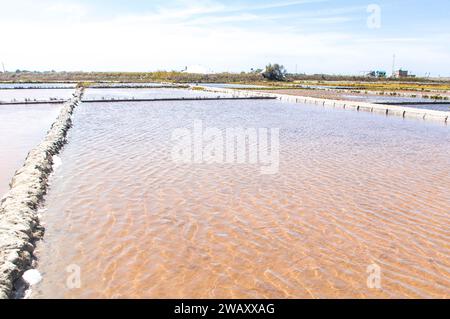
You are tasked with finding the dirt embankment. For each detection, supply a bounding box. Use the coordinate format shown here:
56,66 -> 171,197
0,88 -> 83,299
256,88 -> 450,101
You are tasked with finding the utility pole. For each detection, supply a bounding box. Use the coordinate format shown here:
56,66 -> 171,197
391,54 -> 396,77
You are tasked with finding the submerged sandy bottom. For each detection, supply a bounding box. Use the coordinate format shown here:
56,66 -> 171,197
0,104 -> 61,196
32,93 -> 450,299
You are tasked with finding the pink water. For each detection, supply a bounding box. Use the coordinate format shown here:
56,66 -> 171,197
0,104 -> 61,196
32,91 -> 450,298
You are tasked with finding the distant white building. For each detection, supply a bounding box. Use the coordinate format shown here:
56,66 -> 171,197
181,65 -> 214,74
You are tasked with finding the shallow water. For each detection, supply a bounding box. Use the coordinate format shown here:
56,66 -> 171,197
0,83 -> 76,89
0,89 -> 74,103
90,83 -> 178,88
341,94 -> 450,112
0,104 -> 61,196
83,88 -> 231,100
32,90 -> 450,299
197,83 -> 269,89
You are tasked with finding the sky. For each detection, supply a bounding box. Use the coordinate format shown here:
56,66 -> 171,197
0,0 -> 449,76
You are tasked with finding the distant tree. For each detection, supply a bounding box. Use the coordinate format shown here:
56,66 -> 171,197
262,63 -> 287,81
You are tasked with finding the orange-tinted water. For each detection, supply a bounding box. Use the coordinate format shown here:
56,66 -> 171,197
0,104 -> 61,196
32,90 -> 450,298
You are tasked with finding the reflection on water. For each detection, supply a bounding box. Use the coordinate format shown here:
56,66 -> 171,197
0,104 -> 61,196
33,91 -> 450,299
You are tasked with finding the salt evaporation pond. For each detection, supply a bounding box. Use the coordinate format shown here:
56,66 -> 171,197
89,83 -> 178,88
196,83 -> 269,89
0,83 -> 76,89
83,87 -> 233,100
0,89 -> 75,103
341,94 -> 450,112
0,104 -> 61,196
32,88 -> 449,298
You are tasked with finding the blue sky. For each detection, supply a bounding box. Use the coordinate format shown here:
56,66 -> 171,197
0,0 -> 449,76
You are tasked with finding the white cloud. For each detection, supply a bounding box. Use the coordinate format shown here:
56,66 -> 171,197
0,0 -> 448,76
45,2 -> 88,16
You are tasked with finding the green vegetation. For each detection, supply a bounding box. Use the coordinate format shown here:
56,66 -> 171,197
262,64 -> 287,81
76,82 -> 93,88
191,86 -> 206,91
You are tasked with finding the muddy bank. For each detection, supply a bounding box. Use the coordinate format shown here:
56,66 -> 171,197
0,88 -> 83,299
